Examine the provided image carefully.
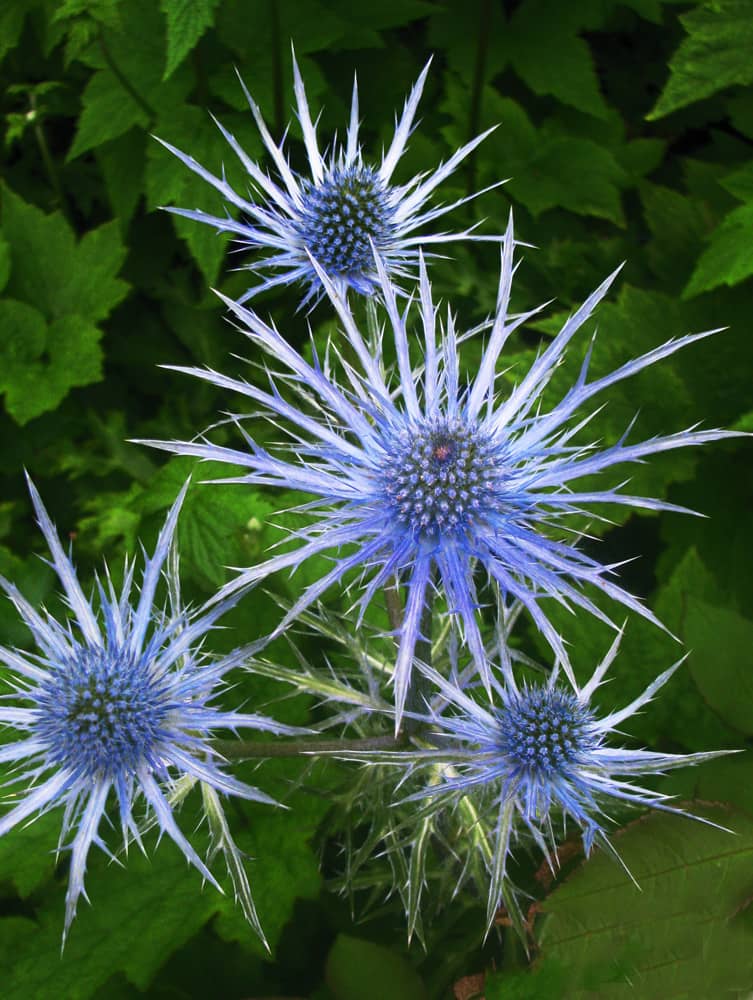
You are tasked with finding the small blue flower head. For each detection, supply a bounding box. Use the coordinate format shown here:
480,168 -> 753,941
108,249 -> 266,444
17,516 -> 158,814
0,476 -> 301,944
141,215 -> 740,727
156,51 -> 502,308
402,634 -> 734,931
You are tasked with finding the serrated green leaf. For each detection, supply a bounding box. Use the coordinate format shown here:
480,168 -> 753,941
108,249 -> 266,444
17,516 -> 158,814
145,105 -> 260,285
0,841 -> 224,999
649,0 -> 753,119
535,806 -> 753,998
683,598 -> 753,735
326,934 -> 428,1000
684,201 -> 753,297
66,0 -> 192,159
1,185 -> 128,324
95,129 -> 146,228
640,181 -> 710,285
504,0 -> 609,119
213,798 -> 324,956
161,0 -> 219,80
0,311 -> 105,424
67,65 -> 150,160
441,86 -> 626,223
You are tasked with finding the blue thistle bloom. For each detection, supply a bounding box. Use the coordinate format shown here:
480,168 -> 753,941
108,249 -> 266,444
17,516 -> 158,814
392,635 -> 734,931
0,477 -> 301,943
156,53 -> 502,307
140,216 -> 740,726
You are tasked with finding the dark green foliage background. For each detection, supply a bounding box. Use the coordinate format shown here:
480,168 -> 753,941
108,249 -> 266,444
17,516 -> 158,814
1,1 -> 752,997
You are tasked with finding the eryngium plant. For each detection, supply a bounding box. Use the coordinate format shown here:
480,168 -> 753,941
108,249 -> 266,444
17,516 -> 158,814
157,52 -> 503,307
141,216 -> 738,727
0,477 -> 303,943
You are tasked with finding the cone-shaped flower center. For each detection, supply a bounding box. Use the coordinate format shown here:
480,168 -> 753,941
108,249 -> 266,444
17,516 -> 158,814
37,647 -> 168,777
381,417 -> 498,537
297,166 -> 394,281
498,687 -> 593,777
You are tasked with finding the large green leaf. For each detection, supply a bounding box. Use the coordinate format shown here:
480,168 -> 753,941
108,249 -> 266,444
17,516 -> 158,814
684,201 -> 753,297
649,0 -> 753,119
0,185 -> 128,325
683,597 -> 753,736
534,805 -> 753,997
326,934 -> 429,1000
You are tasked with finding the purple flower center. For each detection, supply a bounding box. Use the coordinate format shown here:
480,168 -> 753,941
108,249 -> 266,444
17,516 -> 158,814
297,165 -> 395,281
381,417 -> 497,538
498,687 -> 593,777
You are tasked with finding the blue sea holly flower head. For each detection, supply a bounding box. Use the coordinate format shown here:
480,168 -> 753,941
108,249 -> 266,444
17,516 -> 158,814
385,633 -> 734,933
0,477 -> 303,945
156,49 -> 503,308
141,215 -> 739,728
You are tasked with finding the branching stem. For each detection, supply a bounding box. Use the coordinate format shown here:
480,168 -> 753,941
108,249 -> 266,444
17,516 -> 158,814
214,733 -> 407,759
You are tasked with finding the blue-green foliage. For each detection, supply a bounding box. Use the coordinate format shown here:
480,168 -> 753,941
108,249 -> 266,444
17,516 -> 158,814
0,1 -> 751,997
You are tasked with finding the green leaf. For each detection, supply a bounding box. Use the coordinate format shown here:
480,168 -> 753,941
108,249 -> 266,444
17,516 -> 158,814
0,0 -> 34,65
67,65 -> 150,160
441,87 -> 626,224
0,236 -> 10,294
640,181 -> 710,286
684,201 -> 753,297
161,0 -> 220,80
1,186 -> 128,324
649,0 -> 753,119
504,0 -> 609,119
66,0 -> 192,160
326,934 -> 429,1000
145,105 -> 260,285
683,598 -> 753,736
213,793 -> 325,956
95,129 -> 147,228
0,810 -> 60,898
0,841 -> 225,999
535,806 -> 753,997
0,307 -> 105,424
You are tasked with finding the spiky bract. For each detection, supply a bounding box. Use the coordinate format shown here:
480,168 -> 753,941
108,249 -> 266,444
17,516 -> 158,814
0,478 -> 301,943
157,54 -> 502,307
141,216 -> 737,726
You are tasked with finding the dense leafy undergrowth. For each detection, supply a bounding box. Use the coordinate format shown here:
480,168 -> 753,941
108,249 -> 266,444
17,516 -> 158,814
1,1 -> 752,997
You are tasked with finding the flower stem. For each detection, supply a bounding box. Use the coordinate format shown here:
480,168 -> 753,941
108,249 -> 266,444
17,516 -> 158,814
214,733 -> 406,760
401,581 -> 434,737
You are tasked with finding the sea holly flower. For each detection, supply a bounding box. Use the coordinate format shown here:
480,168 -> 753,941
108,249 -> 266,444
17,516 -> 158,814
156,52 -> 503,308
141,216 -> 738,726
0,477 -> 302,943
361,633 -> 734,932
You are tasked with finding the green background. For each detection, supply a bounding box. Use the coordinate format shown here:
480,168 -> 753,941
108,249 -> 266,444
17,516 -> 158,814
1,1 -> 752,997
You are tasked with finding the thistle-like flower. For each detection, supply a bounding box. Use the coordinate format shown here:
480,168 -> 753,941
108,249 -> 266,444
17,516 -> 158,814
0,477 -> 301,943
141,216 -> 737,725
377,634 -> 733,932
157,53 -> 501,307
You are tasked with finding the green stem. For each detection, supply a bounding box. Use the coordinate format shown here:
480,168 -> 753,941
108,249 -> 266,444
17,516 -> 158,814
30,95 -> 69,220
466,0 -> 493,195
270,0 -> 284,135
401,584 -> 434,737
214,732 -> 406,760
365,295 -> 382,358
